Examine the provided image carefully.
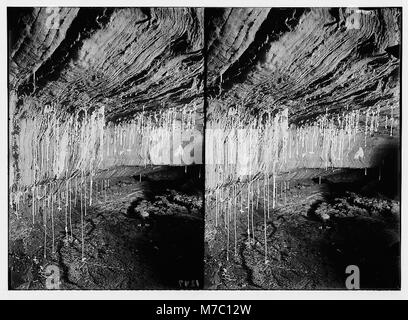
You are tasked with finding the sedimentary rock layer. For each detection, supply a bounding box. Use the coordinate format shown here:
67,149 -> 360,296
207,8 -> 400,125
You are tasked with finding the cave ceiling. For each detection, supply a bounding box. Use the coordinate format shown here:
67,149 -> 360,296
207,8 -> 401,124
9,7 -> 204,122
9,7 -> 401,124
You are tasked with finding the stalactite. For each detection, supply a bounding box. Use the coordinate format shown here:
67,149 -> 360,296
272,172 -> 276,210
256,180 -> 260,209
264,173 -> 268,263
80,172 -> 85,262
69,179 -> 73,240
215,187 -> 218,227
104,179 -> 107,202
251,183 -> 255,242
365,108 -> 369,147
226,195 -> 230,261
390,105 -> 394,136
89,173 -> 93,206
65,179 -> 68,240
32,186 -> 35,225
84,174 -> 87,217
75,178 -> 78,204
51,190 -> 55,254
234,184 -> 237,257
43,185 -> 47,259
247,182 -> 250,244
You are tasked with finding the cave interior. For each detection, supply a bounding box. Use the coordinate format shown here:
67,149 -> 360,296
8,7 -> 401,290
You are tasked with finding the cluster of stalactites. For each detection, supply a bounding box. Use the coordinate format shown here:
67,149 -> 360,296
9,102 -> 199,262
205,104 -> 399,193
10,104 -> 105,204
102,104 -> 198,167
10,103 -> 200,206
205,108 -> 289,191
205,103 -> 399,264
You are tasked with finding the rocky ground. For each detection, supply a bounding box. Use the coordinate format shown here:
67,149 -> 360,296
9,166 -> 400,290
204,168 -> 400,290
9,167 -> 204,290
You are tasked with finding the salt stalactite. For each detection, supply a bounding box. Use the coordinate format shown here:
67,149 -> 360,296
215,187 -> 218,227
390,105 -> 394,136
251,182 -> 255,242
104,179 -> 107,202
272,164 -> 276,210
69,179 -> 73,239
256,180 -> 260,209
80,172 -> 85,262
265,173 -> 269,218
51,190 -> 55,254
89,174 -> 93,206
365,108 -> 369,147
226,193 -> 230,261
233,184 -> 237,257
247,182 -> 250,244
65,179 -> 69,240
75,178 -> 78,204
375,106 -> 380,132
84,174 -> 87,217
32,186 -> 35,225
43,185 -> 47,259
263,173 -> 268,264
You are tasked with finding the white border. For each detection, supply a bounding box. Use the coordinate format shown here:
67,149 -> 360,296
1,0 -> 406,300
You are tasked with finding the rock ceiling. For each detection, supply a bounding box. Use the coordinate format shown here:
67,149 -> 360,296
207,8 -> 401,125
9,7 -> 204,122
9,7 -> 401,124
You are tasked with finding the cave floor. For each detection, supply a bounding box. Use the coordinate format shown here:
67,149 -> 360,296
204,171 -> 400,290
9,171 -> 204,290
9,169 -> 400,290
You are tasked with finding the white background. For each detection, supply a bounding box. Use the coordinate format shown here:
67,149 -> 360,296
0,0 -> 406,300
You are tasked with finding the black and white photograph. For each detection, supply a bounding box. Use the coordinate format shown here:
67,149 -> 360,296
8,7 -> 205,290
6,4 -> 403,294
204,7 -> 401,290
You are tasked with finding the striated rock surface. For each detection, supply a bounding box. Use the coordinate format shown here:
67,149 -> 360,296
9,8 -> 204,121
207,8 -> 401,126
